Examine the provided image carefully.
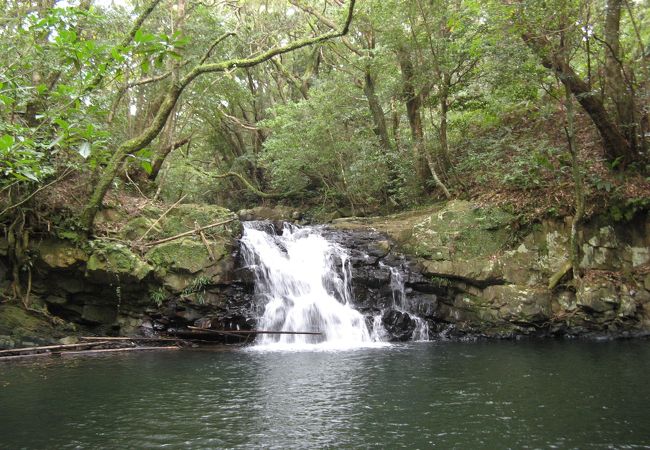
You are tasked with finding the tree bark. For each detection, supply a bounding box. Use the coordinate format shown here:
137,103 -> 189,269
397,48 -> 429,186
604,0 -> 638,155
437,78 -> 453,174
566,82 -> 584,279
149,136 -> 191,180
363,69 -> 392,152
522,32 -> 632,166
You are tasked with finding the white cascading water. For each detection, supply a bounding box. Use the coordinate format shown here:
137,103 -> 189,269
241,222 -> 382,350
386,265 -> 430,341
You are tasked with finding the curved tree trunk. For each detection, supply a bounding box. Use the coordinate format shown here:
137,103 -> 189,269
522,32 -> 633,166
80,0 -> 357,232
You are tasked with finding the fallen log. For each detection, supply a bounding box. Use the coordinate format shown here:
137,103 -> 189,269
186,326 -> 322,335
143,218 -> 235,247
61,346 -> 180,356
0,346 -> 180,360
80,336 -> 184,342
0,341 -> 113,357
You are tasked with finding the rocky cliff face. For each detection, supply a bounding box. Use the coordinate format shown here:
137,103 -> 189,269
331,200 -> 650,339
2,201 -> 649,348
0,204 -> 254,347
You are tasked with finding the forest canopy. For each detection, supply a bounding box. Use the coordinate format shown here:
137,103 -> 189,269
0,0 -> 649,234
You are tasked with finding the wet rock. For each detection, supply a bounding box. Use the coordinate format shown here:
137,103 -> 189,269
409,294 -> 438,318
238,206 -> 297,222
381,309 -> 416,341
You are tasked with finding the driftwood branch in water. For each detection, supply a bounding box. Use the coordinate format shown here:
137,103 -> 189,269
143,218 -> 235,246
0,340 -> 112,357
80,336 -> 184,342
187,326 -> 322,335
62,346 -> 179,356
0,345 -> 180,360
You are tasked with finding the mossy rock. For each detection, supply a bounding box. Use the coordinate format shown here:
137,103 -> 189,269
145,238 -> 224,275
160,204 -> 240,239
0,304 -> 48,334
86,240 -> 152,284
120,216 -> 161,241
406,200 -> 514,260
238,205 -> 297,221
0,304 -> 59,347
95,208 -> 128,225
35,239 -> 88,269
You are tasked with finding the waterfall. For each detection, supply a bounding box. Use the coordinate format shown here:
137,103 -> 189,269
386,265 -> 430,341
241,222 -> 380,350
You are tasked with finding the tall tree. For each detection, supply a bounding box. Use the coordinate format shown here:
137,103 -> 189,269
80,0 -> 357,231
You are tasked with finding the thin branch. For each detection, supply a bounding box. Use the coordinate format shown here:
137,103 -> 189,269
137,193 -> 188,242
144,218 -> 236,246
200,32 -> 237,64
84,0 -> 164,93
186,0 -> 356,83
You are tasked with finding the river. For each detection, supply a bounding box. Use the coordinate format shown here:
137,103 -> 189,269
1,340 -> 649,449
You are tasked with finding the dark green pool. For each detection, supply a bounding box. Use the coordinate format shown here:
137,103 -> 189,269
1,340 -> 649,449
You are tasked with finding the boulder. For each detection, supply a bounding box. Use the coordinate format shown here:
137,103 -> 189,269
238,205 -> 300,222
576,282 -> 619,313
482,285 -> 552,323
36,239 -> 87,269
381,309 -> 417,341
86,241 -> 152,284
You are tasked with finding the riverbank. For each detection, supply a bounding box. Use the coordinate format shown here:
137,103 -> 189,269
1,200 -> 649,348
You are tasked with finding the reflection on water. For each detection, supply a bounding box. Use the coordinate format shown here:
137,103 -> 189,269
1,340 -> 649,449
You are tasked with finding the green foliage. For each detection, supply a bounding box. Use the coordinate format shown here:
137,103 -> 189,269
0,129 -> 52,184
150,287 -> 167,307
0,0 -> 647,232
182,275 -> 212,305
261,75 -> 391,210
608,198 -> 650,223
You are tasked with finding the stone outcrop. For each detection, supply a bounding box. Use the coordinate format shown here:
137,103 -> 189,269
331,200 -> 650,338
2,199 -> 649,347
0,204 -> 252,347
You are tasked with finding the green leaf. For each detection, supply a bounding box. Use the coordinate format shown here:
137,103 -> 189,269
19,169 -> 39,182
134,29 -> 156,44
0,94 -> 12,106
141,160 -> 153,175
54,118 -> 70,130
0,134 -> 14,150
111,46 -> 125,62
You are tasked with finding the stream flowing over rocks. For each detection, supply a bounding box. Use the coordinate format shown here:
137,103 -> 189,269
1,201 -> 650,348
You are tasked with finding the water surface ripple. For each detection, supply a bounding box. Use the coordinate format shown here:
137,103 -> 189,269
1,340 -> 649,449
